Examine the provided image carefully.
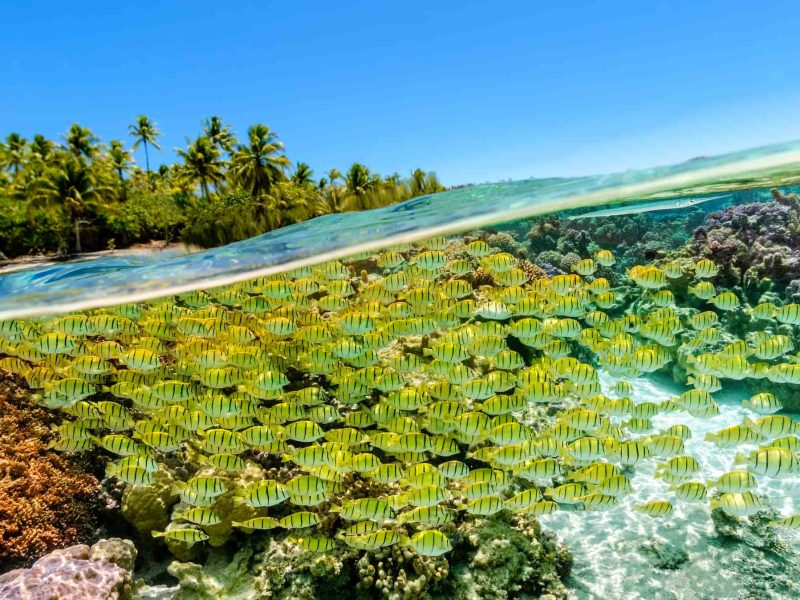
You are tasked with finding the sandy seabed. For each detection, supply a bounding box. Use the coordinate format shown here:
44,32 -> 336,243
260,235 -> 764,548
540,375 -> 800,600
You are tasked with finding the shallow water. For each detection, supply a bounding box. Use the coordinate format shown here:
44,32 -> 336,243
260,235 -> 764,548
2,142 -> 800,600
3,141 -> 800,319
545,374 -> 800,599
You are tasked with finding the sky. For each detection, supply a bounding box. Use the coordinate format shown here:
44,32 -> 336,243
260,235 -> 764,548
2,1 -> 800,186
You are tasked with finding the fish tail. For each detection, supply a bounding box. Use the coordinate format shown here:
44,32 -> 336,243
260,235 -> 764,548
150,530 -> 165,538
734,452 -> 747,465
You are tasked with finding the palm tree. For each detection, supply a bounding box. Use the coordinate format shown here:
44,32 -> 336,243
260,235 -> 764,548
65,124 -> 98,160
345,163 -> 374,194
327,167 -> 342,185
1,133 -> 28,174
229,124 -> 290,197
407,168 -> 444,197
203,116 -> 236,155
30,134 -> 54,161
128,115 -> 161,175
108,140 -> 134,183
176,136 -> 225,200
291,162 -> 314,186
385,172 -> 401,186
35,158 -> 101,252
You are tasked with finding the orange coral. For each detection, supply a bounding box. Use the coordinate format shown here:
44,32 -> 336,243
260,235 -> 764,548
518,259 -> 547,282
0,376 -> 100,570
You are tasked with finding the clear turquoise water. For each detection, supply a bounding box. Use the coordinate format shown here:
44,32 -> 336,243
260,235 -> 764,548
3,141 -> 800,319
3,141 -> 800,599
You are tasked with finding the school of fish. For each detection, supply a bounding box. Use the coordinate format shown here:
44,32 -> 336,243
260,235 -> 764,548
0,236 -> 798,556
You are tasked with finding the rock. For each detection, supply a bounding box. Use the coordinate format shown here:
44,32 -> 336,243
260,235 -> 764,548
0,540 -> 135,600
132,583 -> 180,600
639,540 -> 689,570
712,505 -> 788,554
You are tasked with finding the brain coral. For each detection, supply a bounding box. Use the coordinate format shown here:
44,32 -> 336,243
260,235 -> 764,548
0,375 -> 101,569
0,541 -> 134,600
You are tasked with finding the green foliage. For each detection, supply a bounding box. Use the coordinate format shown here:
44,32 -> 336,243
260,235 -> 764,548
181,192 -> 272,247
0,117 -> 446,258
107,190 -> 186,245
0,196 -> 70,255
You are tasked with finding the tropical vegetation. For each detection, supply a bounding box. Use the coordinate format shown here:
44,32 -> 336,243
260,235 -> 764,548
0,117 -> 445,257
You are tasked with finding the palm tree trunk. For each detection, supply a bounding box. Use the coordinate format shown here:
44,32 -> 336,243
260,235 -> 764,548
144,140 -> 150,174
201,176 -> 209,200
74,218 -> 82,254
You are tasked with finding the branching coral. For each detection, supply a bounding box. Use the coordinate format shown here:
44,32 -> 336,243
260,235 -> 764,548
0,376 -> 101,570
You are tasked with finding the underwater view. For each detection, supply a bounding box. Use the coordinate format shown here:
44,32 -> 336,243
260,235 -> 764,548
3,143 -> 800,600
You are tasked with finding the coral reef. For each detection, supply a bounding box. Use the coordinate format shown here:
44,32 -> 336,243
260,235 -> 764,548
356,543 -> 448,600
484,232 -> 527,258
121,469 -> 179,540
0,376 -> 101,570
153,515 -> 571,600
683,188 -> 800,302
0,538 -> 136,600
444,513 -> 571,600
526,208 -> 705,272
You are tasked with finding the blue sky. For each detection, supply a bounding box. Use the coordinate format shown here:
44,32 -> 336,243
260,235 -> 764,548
2,1 -> 800,186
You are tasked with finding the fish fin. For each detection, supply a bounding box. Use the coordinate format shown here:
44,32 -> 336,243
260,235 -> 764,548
734,452 -> 747,465
171,481 -> 187,495
150,530 -> 165,538
741,417 -> 756,428
703,433 -> 716,442
231,496 -> 246,507
709,498 -> 720,510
